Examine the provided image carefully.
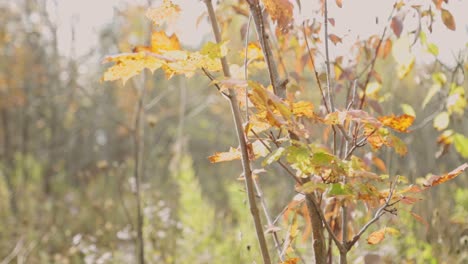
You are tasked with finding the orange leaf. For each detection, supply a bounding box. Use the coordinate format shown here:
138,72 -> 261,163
410,211 -> 429,231
441,8 -> 456,31
150,31 -> 181,53
378,114 -> 414,133
208,147 -> 241,163
423,163 -> 468,187
335,0 -> 343,8
372,156 -> 387,172
328,34 -> 342,45
379,39 -> 392,59
281,258 -> 299,264
262,0 -> 294,33
367,228 -> 386,245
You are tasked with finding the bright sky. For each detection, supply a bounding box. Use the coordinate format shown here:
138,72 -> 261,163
53,0 -> 467,66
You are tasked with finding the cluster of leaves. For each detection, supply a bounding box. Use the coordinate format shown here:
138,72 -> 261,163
103,0 -> 467,262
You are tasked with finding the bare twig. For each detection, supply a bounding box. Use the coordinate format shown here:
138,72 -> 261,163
302,22 -> 330,113
359,2 -> 397,109
323,0 -> 335,112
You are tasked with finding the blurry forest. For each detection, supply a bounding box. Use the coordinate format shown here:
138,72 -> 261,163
0,0 -> 467,263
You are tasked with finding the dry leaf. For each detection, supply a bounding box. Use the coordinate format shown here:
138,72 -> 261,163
441,8 -> 456,31
391,17 -> 403,37
367,228 -> 386,245
328,34 -> 342,45
423,163 -> 468,187
378,114 -> 414,133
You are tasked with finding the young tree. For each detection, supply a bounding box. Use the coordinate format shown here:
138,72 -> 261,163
103,0 -> 467,263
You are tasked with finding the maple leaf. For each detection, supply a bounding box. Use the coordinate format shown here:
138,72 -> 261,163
292,101 -> 314,118
150,31 -> 181,53
261,0 -> 294,33
102,52 -> 165,84
423,163 -> 468,187
146,0 -> 181,26
378,114 -> 414,133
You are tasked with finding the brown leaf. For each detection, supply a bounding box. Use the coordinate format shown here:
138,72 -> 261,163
328,18 -> 335,26
441,8 -> 456,31
367,228 -> 386,245
391,17 -> 403,37
423,163 -> 468,187
328,34 -> 342,45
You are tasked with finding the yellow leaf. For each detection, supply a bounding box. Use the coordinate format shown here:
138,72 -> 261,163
102,53 -> 164,84
245,42 -> 264,60
292,101 -> 315,118
208,147 -> 241,163
433,111 -> 449,131
145,0 -> 181,26
365,82 -> 382,100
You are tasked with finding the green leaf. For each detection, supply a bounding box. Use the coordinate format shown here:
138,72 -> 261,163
310,152 -> 335,166
427,43 -> 439,56
328,183 -> 352,196
400,104 -> 416,117
432,72 -> 447,85
262,147 -> 286,166
298,181 -> 327,194
453,133 -> 468,158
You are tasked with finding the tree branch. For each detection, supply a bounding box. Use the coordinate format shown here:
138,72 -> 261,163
203,1 -> 271,263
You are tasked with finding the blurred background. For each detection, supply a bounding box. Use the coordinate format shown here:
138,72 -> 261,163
0,0 -> 467,263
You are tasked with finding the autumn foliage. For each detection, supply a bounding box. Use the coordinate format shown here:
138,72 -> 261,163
103,0 -> 467,263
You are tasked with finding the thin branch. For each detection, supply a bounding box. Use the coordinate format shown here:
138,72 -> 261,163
323,0 -> 335,112
244,14 -> 253,121
359,2 -> 397,109
254,179 -> 284,262
246,0 -> 286,98
302,22 -> 330,113
201,67 -> 230,99
203,1 -> 271,263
